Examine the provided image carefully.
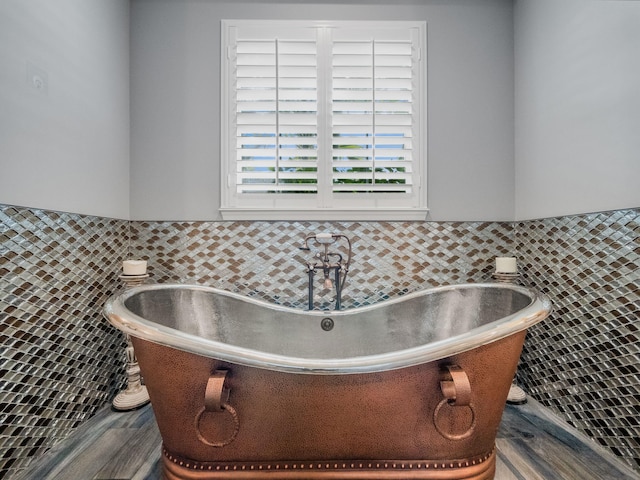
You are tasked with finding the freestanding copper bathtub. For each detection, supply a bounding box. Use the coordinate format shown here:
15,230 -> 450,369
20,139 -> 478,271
104,283 -> 550,480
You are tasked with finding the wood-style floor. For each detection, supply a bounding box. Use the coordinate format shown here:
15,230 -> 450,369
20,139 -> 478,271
13,399 -> 639,480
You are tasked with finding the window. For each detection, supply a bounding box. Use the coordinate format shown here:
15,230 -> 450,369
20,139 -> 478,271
220,20 -> 427,220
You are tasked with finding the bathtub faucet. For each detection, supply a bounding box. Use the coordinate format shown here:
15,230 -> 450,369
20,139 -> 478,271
300,233 -> 352,311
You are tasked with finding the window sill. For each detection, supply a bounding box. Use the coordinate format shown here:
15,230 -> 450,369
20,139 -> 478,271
219,208 -> 429,222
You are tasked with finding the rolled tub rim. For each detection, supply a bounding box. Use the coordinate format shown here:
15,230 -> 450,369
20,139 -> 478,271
103,283 -> 551,375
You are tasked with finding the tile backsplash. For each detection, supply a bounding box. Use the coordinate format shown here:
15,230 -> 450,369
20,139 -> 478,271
1,204 -> 638,478
0,206 -> 128,478
129,220 -> 514,310
515,209 -> 639,471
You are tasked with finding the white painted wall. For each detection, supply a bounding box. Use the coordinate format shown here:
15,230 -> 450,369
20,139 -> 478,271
3,1 -> 637,223
130,0 -> 515,221
0,0 -> 130,219
514,0 -> 640,220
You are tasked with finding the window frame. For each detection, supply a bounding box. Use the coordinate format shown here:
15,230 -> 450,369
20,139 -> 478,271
220,19 -> 428,221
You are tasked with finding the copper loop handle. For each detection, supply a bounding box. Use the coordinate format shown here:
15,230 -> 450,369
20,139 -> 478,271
440,365 -> 471,406
205,370 -> 230,412
195,370 -> 239,447
195,403 -> 239,448
433,399 -> 477,441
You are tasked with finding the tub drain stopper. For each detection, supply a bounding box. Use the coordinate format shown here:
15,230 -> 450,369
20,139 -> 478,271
321,318 -> 335,331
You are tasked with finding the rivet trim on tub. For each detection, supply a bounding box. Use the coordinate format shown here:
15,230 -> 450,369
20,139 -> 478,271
162,446 -> 494,472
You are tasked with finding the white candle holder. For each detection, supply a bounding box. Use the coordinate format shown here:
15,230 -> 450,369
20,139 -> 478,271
118,273 -> 149,287
492,271 -> 520,284
490,269 -> 528,404
112,274 -> 150,411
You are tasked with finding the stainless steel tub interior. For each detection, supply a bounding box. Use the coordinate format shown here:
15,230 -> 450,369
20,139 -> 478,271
104,283 -> 550,374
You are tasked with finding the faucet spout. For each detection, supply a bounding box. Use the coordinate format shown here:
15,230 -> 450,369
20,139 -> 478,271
323,271 -> 333,290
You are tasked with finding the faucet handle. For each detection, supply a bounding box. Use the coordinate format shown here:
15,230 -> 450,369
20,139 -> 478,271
315,232 -> 334,244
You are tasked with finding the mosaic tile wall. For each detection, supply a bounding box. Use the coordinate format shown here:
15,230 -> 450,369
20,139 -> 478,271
129,220 -> 515,310
515,208 -> 640,472
0,205 -> 129,479
2,204 -> 638,477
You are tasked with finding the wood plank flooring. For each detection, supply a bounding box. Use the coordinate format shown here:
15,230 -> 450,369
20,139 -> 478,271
12,399 -> 639,480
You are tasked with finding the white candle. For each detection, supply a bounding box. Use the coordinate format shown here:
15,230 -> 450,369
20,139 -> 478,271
495,257 -> 517,273
123,259 -> 147,275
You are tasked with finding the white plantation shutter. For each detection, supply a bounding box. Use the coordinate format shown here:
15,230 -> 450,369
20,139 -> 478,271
332,33 -> 415,194
235,36 -> 318,194
221,20 -> 427,220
